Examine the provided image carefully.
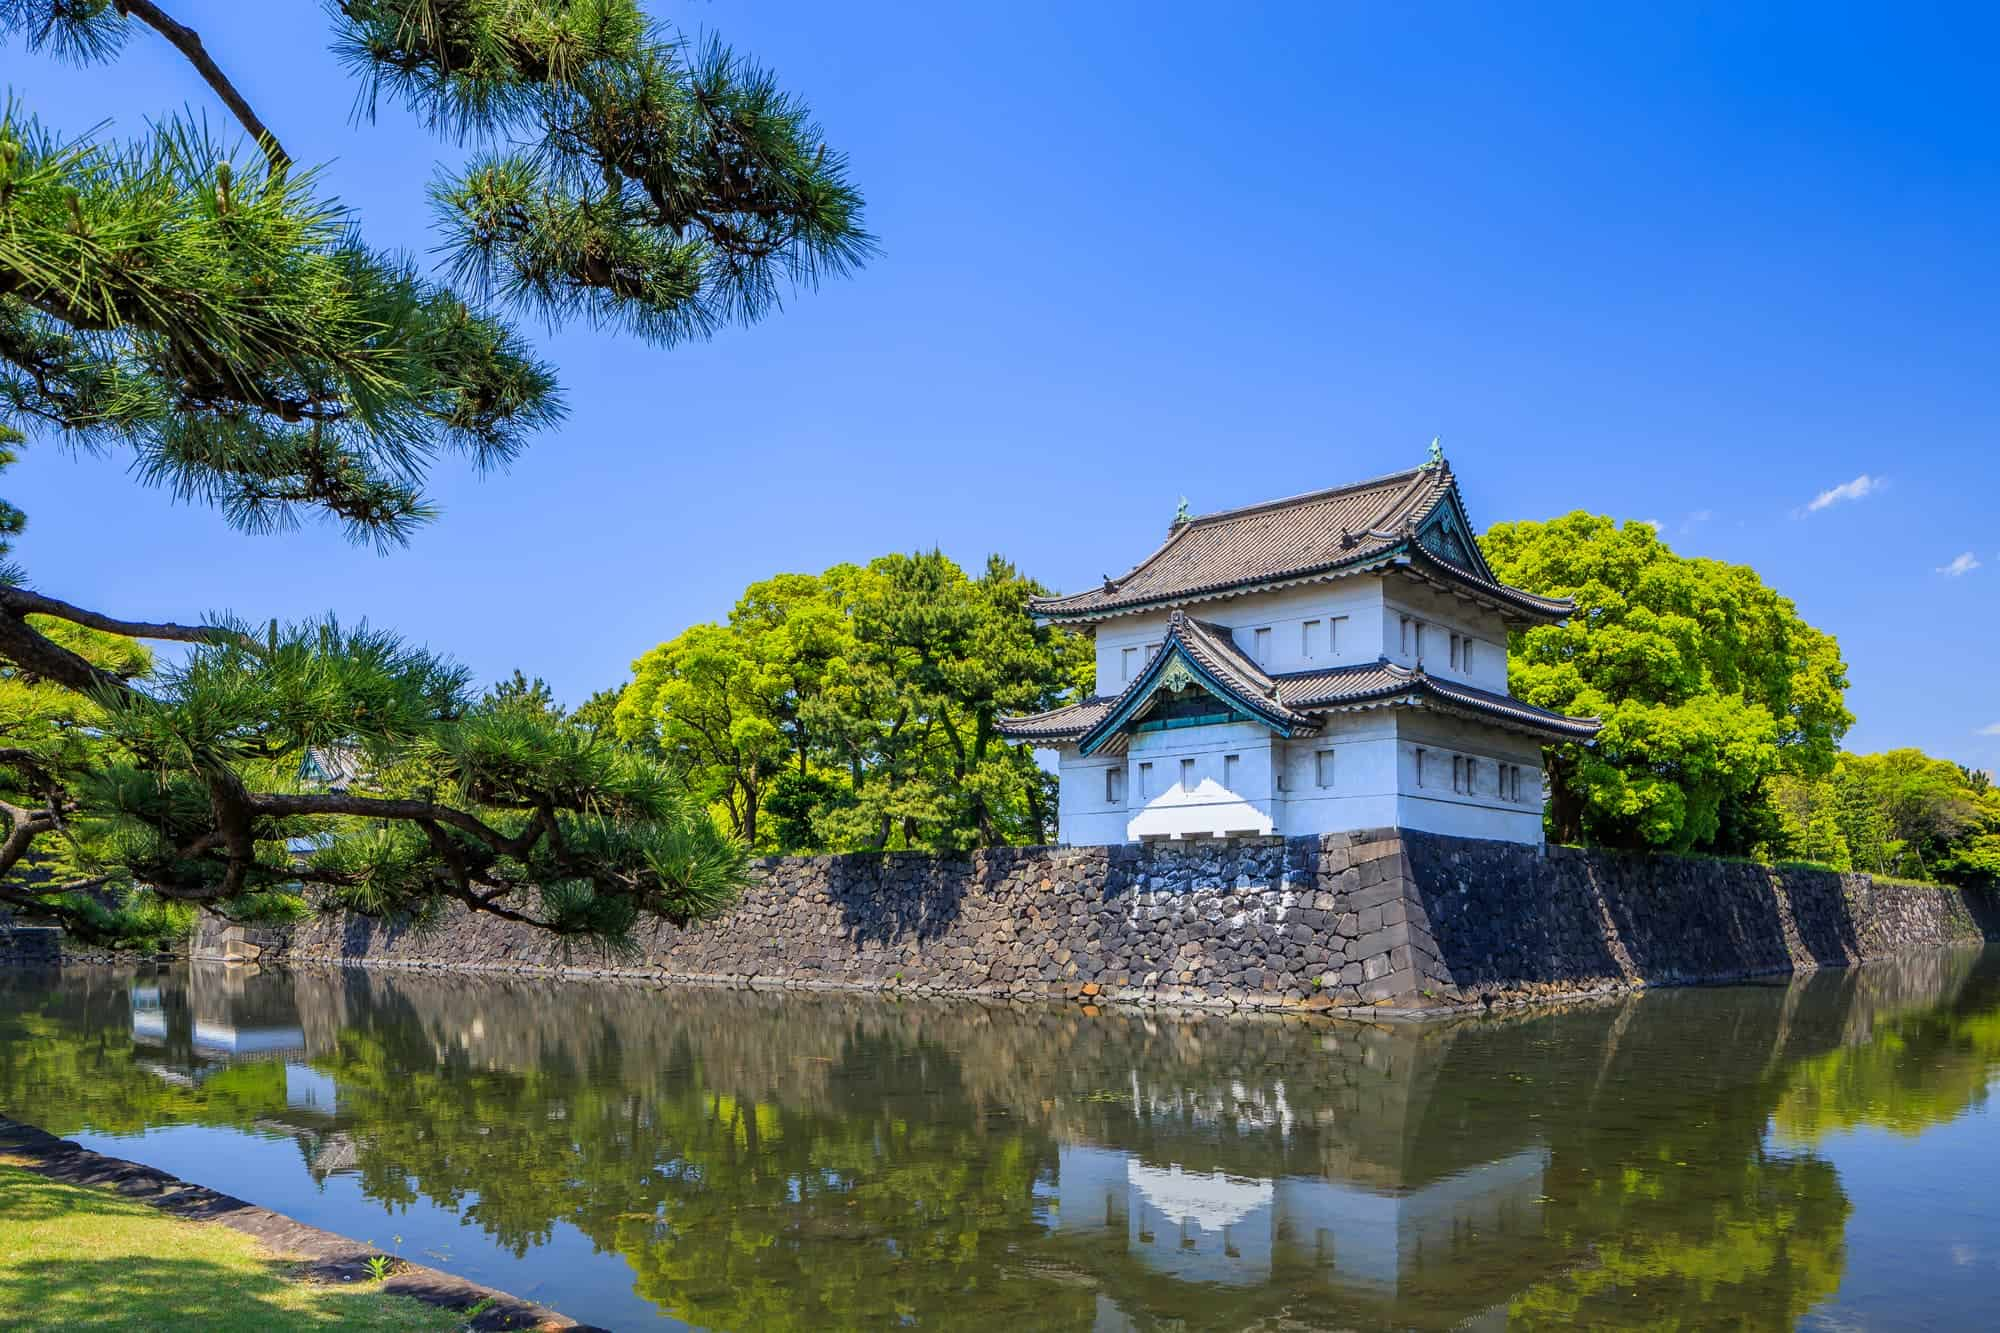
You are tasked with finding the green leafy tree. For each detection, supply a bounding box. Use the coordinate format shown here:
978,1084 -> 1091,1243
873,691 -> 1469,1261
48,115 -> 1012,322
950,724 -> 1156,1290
480,669 -> 560,718
0,2 -> 869,942
1484,513 -> 1851,852
568,685 -> 627,740
618,552 -> 1090,853
1768,773 -> 1854,870
1825,749 -> 2000,885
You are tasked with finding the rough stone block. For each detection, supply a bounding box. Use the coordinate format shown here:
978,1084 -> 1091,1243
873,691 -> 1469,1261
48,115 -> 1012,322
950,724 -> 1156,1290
1359,968 -> 1418,1005
1352,924 -> 1411,959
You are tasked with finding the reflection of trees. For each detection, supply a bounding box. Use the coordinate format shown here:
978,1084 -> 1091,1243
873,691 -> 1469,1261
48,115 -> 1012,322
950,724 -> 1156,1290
319,1021 -> 1080,1331
1774,965 -> 2000,1142
1502,953 -> 1996,1328
1510,1098 -> 1849,1328
2,950 -> 1996,1330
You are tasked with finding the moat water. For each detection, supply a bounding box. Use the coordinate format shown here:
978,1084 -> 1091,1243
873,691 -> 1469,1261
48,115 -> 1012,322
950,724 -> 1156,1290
3,950 -> 1998,1330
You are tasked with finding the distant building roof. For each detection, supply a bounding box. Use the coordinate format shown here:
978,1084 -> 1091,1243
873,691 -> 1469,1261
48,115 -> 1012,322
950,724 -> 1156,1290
1028,461 -> 1574,625
297,746 -> 365,793
997,610 -> 1599,750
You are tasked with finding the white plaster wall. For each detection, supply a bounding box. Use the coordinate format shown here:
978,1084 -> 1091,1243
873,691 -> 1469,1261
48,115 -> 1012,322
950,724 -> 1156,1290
1088,579 -> 1389,685
1125,722 -> 1278,840
1094,611 -> 1173,691
1393,712 -> 1546,844
1056,747 -> 1130,847
1274,712 -> 1401,837
1194,581 -> 1385,675
1395,793 -> 1545,842
1056,707 -> 1548,845
1379,579 -> 1513,693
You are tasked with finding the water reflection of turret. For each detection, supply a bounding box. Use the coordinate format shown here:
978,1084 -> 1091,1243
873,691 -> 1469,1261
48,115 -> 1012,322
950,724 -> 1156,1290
122,964 -> 336,1119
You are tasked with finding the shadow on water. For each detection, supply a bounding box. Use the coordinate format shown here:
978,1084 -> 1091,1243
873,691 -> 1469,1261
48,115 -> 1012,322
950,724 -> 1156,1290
4,945 -> 2000,1331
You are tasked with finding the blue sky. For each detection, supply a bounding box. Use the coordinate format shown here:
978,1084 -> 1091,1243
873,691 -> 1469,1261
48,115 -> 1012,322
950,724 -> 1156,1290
6,2 -> 1996,764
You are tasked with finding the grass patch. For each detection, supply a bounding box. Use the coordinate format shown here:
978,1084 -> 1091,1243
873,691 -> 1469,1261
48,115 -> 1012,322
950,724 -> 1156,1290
0,1166 -> 463,1332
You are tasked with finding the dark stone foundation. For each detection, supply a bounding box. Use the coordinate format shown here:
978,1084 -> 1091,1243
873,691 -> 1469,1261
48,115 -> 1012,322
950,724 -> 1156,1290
188,830 -> 1999,1015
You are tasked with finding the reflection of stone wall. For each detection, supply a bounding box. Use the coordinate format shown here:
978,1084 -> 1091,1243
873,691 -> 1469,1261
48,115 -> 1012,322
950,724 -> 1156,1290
216,829 -> 1996,1012
260,944 -> 1979,1193
0,926 -> 59,968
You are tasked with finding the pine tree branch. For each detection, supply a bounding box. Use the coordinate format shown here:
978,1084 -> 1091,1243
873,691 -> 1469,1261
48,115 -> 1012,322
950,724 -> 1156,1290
113,0 -> 291,172
0,798 -> 60,879
0,610 -> 128,696
0,587 -> 259,653
250,791 -> 537,861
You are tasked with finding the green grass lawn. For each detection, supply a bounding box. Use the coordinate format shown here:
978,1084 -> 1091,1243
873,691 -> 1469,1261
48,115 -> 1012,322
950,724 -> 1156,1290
0,1164 -> 466,1332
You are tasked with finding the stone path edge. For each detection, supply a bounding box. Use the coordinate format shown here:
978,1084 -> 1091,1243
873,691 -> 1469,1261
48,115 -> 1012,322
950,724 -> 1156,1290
0,1114 -> 606,1332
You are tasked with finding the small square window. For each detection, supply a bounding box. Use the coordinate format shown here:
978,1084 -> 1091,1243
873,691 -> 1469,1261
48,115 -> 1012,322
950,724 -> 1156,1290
1179,757 -> 1197,791
1302,620 -> 1323,659
1330,615 -> 1346,651
1137,762 -> 1153,799
1223,753 -> 1240,788
1415,748 -> 1428,787
1121,646 -> 1139,681
1449,634 -> 1462,670
1462,638 -> 1476,673
1315,750 -> 1335,788
1452,755 -> 1465,793
1467,758 -> 1479,794
1253,626 -> 1272,663
1106,767 -> 1125,804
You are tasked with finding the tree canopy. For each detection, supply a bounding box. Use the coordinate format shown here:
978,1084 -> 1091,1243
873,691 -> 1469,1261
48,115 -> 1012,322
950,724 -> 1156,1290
1771,750 -> 2000,886
0,1 -> 869,943
1483,512 -> 1852,853
615,551 -> 1091,853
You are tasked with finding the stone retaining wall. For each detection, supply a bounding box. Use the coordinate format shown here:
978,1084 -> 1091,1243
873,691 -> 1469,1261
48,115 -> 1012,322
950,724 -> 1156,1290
193,830 -> 2000,1014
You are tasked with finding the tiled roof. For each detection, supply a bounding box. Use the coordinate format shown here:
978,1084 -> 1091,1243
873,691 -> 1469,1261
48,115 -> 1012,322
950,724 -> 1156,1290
996,694 -> 1118,742
1028,462 -> 1573,623
1277,661 -> 1603,740
996,648 -> 1601,746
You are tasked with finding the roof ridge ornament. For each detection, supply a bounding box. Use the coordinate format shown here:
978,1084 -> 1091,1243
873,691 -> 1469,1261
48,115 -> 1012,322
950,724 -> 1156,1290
1172,495 -> 1191,527
1424,435 -> 1446,470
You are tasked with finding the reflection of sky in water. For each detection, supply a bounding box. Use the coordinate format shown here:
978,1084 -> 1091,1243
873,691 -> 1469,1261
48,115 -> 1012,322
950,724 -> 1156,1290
1798,1095 -> 2000,1330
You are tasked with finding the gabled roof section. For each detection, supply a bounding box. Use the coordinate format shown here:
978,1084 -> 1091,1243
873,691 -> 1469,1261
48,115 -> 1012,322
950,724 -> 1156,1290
1028,460 -> 1574,624
1006,611 -> 1321,756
